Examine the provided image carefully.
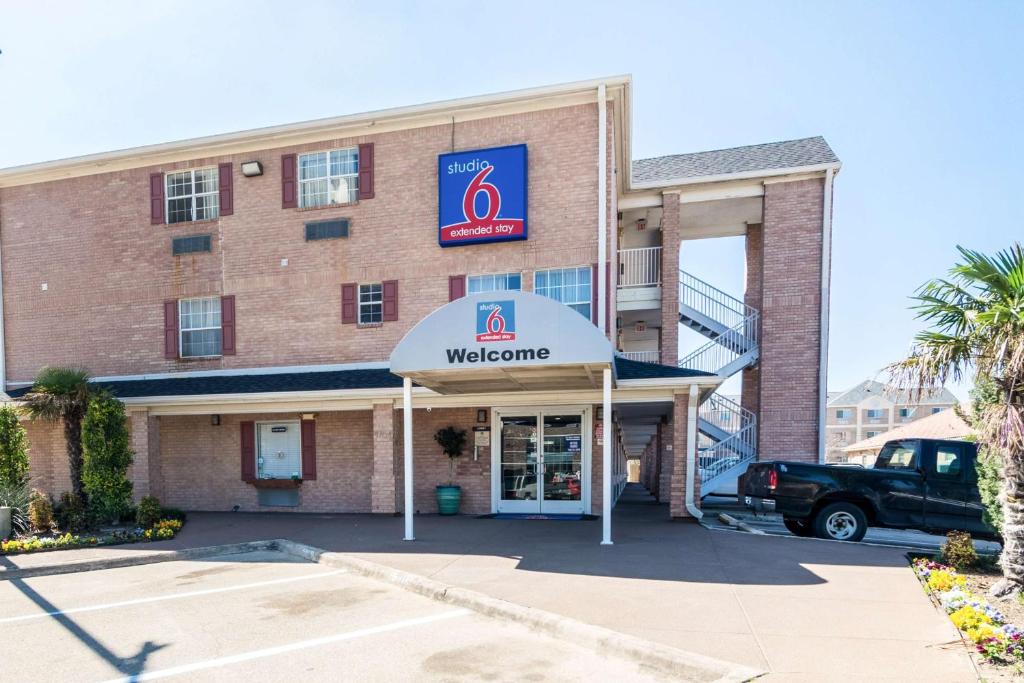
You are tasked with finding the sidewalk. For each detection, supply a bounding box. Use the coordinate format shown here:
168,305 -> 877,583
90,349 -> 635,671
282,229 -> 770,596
1,485 -> 976,681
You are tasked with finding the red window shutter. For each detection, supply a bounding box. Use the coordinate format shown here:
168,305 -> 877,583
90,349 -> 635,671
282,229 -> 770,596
218,163 -> 234,216
591,263 -> 599,325
382,280 -> 398,321
163,300 -> 178,359
341,283 -> 357,324
358,143 -> 374,200
448,275 -> 466,301
240,421 -> 256,483
281,154 -> 297,209
301,420 -> 317,480
221,295 -> 236,355
150,173 -> 165,225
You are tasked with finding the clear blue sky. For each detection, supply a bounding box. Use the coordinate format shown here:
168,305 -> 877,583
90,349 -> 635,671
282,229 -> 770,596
1,1 -> 1020,399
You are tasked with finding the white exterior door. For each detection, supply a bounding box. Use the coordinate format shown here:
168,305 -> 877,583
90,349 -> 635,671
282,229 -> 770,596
256,421 -> 302,480
493,407 -> 589,515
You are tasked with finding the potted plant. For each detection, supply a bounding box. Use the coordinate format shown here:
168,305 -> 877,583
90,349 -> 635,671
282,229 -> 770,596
434,426 -> 467,515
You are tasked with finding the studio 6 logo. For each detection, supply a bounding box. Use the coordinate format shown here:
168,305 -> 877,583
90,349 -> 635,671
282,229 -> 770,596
475,300 -> 516,342
438,145 -> 527,247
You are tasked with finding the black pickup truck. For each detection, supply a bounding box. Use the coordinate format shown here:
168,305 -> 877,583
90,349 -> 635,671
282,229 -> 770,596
743,438 -> 993,542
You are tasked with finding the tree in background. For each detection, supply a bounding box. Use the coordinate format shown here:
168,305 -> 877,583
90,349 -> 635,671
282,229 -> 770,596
81,393 -> 134,524
964,378 -> 1004,535
0,405 -> 29,489
889,244 -> 1024,597
21,367 -> 92,504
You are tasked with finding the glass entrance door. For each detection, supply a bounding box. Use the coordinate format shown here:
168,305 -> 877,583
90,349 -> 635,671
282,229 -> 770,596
496,409 -> 587,515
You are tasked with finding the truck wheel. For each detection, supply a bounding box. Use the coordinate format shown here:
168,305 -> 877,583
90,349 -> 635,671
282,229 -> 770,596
813,502 -> 868,542
783,518 -> 814,537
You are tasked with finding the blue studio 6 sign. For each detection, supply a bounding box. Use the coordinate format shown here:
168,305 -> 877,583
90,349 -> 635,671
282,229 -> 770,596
438,144 -> 527,247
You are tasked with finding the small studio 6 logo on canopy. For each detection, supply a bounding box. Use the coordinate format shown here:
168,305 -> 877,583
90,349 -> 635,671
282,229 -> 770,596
475,300 -> 516,342
438,144 -> 527,247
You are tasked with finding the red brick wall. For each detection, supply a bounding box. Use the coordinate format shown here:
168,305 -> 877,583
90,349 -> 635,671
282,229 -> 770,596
759,179 -> 824,463
741,223 -> 763,425
659,193 -> 681,365
0,103 -> 608,382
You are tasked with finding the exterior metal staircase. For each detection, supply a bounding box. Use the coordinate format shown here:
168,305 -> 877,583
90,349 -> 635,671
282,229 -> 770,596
676,270 -> 760,496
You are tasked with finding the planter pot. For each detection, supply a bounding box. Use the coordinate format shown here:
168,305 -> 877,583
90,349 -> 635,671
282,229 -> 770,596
436,485 -> 462,515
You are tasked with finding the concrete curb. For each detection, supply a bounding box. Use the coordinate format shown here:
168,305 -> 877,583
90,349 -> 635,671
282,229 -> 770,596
0,540 -> 277,581
275,539 -> 764,683
717,513 -> 765,536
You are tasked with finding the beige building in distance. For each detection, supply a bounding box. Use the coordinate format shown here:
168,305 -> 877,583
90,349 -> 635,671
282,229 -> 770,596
825,380 -> 958,462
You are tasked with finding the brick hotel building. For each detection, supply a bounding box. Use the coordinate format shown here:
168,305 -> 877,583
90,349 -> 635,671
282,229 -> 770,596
0,76 -> 839,541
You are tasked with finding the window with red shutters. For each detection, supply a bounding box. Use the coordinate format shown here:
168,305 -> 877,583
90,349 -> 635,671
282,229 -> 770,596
301,420 -> 317,480
150,173 -> 165,225
218,163 -> 234,216
358,143 -> 374,200
449,275 -> 466,301
221,295 -> 236,355
382,280 -> 398,321
163,300 -> 178,359
281,154 -> 297,208
341,283 -> 357,323
240,421 -> 256,483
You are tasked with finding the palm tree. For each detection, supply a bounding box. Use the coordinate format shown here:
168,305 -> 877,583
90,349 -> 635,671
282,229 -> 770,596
21,367 -> 92,504
888,244 -> 1024,596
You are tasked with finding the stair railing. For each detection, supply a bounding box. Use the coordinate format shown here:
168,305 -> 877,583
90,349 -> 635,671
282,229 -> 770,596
699,423 -> 758,484
677,312 -> 759,375
679,269 -> 756,330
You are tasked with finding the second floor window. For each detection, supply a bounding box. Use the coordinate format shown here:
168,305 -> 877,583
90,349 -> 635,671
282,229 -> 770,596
166,169 -> 219,224
468,272 -> 522,294
866,409 -> 886,419
535,266 -> 591,319
359,284 -> 383,324
899,407 -> 912,418
180,297 -> 222,357
835,408 -> 851,419
299,148 -> 359,208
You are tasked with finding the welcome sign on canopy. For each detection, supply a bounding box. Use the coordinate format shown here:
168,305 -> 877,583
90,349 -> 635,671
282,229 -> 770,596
438,144 -> 527,247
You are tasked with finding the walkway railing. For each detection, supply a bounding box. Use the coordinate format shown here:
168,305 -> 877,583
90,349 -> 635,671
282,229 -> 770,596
618,247 -> 662,288
617,350 -> 660,364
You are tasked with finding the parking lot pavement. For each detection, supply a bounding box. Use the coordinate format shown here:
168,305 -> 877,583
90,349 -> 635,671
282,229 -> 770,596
703,503 -> 1002,553
0,551 -> 675,683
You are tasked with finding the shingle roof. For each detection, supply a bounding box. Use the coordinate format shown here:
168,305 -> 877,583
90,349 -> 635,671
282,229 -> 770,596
631,136 -> 838,185
828,380 -> 958,407
843,405 -> 975,453
6,358 -> 710,400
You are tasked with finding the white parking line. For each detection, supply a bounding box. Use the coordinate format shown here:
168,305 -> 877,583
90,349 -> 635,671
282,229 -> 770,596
100,609 -> 471,683
0,569 -> 347,624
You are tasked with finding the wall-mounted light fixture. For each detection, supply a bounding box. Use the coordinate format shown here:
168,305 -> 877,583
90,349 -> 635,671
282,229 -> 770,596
596,407 -> 604,420
477,409 -> 488,423
211,415 -> 221,426
301,413 -> 316,421
241,161 -> 264,177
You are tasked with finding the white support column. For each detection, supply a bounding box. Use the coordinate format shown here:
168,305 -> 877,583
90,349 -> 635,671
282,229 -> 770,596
601,366 -> 613,545
403,376 -> 414,541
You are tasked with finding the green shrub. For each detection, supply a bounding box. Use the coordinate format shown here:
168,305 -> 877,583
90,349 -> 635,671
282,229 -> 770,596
941,530 -> 980,570
136,495 -> 162,528
160,506 -> 186,523
0,406 -> 29,489
81,395 -> 134,524
975,446 -> 1003,536
54,491 -> 90,533
0,480 -> 31,536
28,489 -> 54,532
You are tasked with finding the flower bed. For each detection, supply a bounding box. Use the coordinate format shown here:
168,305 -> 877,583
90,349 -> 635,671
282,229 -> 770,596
913,558 -> 1024,669
1,518 -> 184,555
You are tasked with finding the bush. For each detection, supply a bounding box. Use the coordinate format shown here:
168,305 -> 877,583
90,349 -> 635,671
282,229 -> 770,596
975,446 -> 1003,535
81,395 -> 134,524
0,480 -> 32,536
0,406 -> 29,489
28,489 -> 54,532
160,506 -> 186,523
941,530 -> 980,570
136,495 -> 162,528
54,491 -> 90,533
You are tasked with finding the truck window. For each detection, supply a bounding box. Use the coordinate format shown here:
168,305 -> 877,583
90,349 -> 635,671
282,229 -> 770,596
932,445 -> 963,478
875,442 -> 918,471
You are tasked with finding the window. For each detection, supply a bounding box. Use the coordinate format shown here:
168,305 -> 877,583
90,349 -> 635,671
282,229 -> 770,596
875,442 -> 918,471
835,408 -> 852,420
256,422 -> 301,480
179,297 -> 222,357
305,219 -> 349,241
933,445 -> 963,477
359,284 -> 383,324
298,148 -> 359,208
535,267 -> 591,319
865,430 -> 881,438
166,169 -> 219,224
866,408 -> 886,419
171,235 -> 212,256
899,407 -> 911,418
932,407 -> 944,415
468,272 -> 522,294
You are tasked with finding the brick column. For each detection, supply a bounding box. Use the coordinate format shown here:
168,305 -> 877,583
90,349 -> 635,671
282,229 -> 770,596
128,410 -> 154,501
371,402 -> 397,513
660,192 -> 681,366
741,222 -> 763,448
669,392 -> 700,517
760,178 -> 825,463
